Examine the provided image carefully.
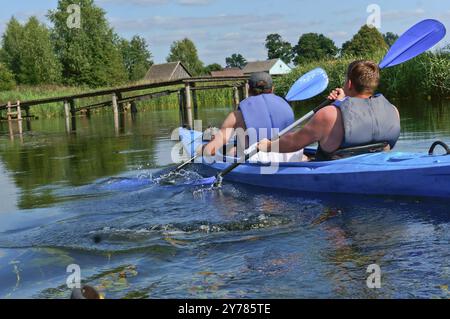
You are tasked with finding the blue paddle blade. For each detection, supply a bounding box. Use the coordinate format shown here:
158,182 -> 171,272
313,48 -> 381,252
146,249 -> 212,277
285,68 -> 329,102
379,19 -> 446,69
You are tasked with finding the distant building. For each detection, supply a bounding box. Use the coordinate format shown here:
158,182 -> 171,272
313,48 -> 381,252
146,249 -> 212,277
210,67 -> 244,77
144,61 -> 192,82
242,59 -> 291,76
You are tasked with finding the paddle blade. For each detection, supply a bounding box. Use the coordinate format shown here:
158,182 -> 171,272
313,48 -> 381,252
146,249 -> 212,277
285,68 -> 329,102
380,19 -> 446,69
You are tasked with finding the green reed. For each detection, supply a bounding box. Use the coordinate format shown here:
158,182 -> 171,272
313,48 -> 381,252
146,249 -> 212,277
274,48 -> 450,107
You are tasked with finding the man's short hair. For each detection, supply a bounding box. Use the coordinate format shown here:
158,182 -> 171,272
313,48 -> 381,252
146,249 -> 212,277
347,60 -> 380,94
248,72 -> 273,95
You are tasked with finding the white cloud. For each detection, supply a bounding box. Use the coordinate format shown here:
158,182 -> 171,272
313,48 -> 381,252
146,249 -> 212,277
98,0 -> 213,6
178,0 -> 212,5
97,0 -> 169,5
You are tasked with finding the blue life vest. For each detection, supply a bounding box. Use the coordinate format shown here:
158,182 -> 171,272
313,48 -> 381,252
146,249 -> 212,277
238,94 -> 294,142
332,94 -> 401,149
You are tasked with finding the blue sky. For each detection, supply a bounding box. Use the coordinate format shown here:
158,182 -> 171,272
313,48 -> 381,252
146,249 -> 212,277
0,0 -> 449,65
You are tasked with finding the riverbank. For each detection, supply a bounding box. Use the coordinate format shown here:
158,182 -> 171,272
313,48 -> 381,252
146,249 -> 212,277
0,47 -> 448,118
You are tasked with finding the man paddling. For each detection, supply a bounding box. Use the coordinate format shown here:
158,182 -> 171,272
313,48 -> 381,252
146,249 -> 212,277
257,60 -> 401,161
199,72 -> 295,158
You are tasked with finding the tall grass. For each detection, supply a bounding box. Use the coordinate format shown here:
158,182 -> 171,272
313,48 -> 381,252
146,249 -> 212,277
274,48 -> 450,106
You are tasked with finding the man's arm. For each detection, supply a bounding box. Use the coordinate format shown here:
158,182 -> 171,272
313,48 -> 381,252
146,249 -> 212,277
200,111 -> 245,156
258,106 -> 339,153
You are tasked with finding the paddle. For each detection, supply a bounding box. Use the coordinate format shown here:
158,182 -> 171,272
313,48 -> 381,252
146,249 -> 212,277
173,67 -> 328,174
317,19 -> 447,112
195,19 -> 446,187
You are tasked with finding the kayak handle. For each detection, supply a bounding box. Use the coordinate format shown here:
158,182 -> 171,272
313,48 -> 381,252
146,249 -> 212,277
428,141 -> 450,156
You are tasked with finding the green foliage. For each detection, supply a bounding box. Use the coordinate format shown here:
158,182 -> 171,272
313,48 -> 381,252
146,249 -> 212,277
383,32 -> 399,47
1,16 -> 61,85
48,0 -> 128,87
120,36 -> 153,81
380,51 -> 450,100
18,17 -> 62,85
341,25 -> 388,58
0,63 -> 16,90
274,49 -> 449,104
203,63 -> 223,75
1,17 -> 23,80
265,34 -> 294,64
293,33 -> 338,65
166,38 -> 204,76
225,53 -> 247,69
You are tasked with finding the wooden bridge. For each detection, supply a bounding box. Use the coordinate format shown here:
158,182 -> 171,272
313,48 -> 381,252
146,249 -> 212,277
0,76 -> 250,137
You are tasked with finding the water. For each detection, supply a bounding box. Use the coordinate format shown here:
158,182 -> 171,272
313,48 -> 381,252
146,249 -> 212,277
0,101 -> 449,299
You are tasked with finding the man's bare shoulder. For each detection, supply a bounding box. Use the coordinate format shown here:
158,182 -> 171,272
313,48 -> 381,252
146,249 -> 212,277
313,105 -> 340,124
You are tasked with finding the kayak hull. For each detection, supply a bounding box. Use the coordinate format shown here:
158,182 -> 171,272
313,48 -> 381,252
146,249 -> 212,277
179,128 -> 450,198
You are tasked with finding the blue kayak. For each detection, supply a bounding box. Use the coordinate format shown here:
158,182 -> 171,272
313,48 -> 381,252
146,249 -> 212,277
179,128 -> 450,198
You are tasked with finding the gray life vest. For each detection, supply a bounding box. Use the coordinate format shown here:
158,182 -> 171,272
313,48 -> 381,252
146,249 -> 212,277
333,94 -> 401,149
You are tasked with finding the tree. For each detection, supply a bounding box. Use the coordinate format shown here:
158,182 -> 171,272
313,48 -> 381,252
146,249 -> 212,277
1,16 -> 61,85
120,36 -> 153,81
203,63 -> 222,75
383,32 -> 399,47
341,25 -> 388,57
17,17 -> 61,85
225,54 -> 247,69
293,33 -> 338,65
48,0 -> 128,87
1,17 -> 24,81
0,63 -> 16,90
265,33 -> 294,64
166,38 -> 204,76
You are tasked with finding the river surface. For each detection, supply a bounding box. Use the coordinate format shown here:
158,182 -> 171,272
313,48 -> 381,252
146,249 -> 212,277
0,101 -> 449,299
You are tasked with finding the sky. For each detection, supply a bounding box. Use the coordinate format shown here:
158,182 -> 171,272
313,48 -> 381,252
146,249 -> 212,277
0,0 -> 449,65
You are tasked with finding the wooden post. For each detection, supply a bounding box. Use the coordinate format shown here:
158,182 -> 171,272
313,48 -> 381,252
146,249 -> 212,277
112,93 -> 119,134
131,101 -> 138,114
117,92 -> 124,113
192,83 -> 198,111
7,101 -> 12,122
24,106 -> 32,131
25,106 -> 30,119
244,81 -> 249,99
178,89 -> 185,127
64,100 -> 71,133
70,99 -> 76,116
233,87 -> 240,110
69,99 -> 77,132
16,101 -> 23,136
185,83 -> 193,129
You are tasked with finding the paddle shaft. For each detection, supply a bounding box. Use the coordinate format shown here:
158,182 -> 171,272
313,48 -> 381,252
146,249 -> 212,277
176,154 -> 200,171
215,99 -> 333,180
